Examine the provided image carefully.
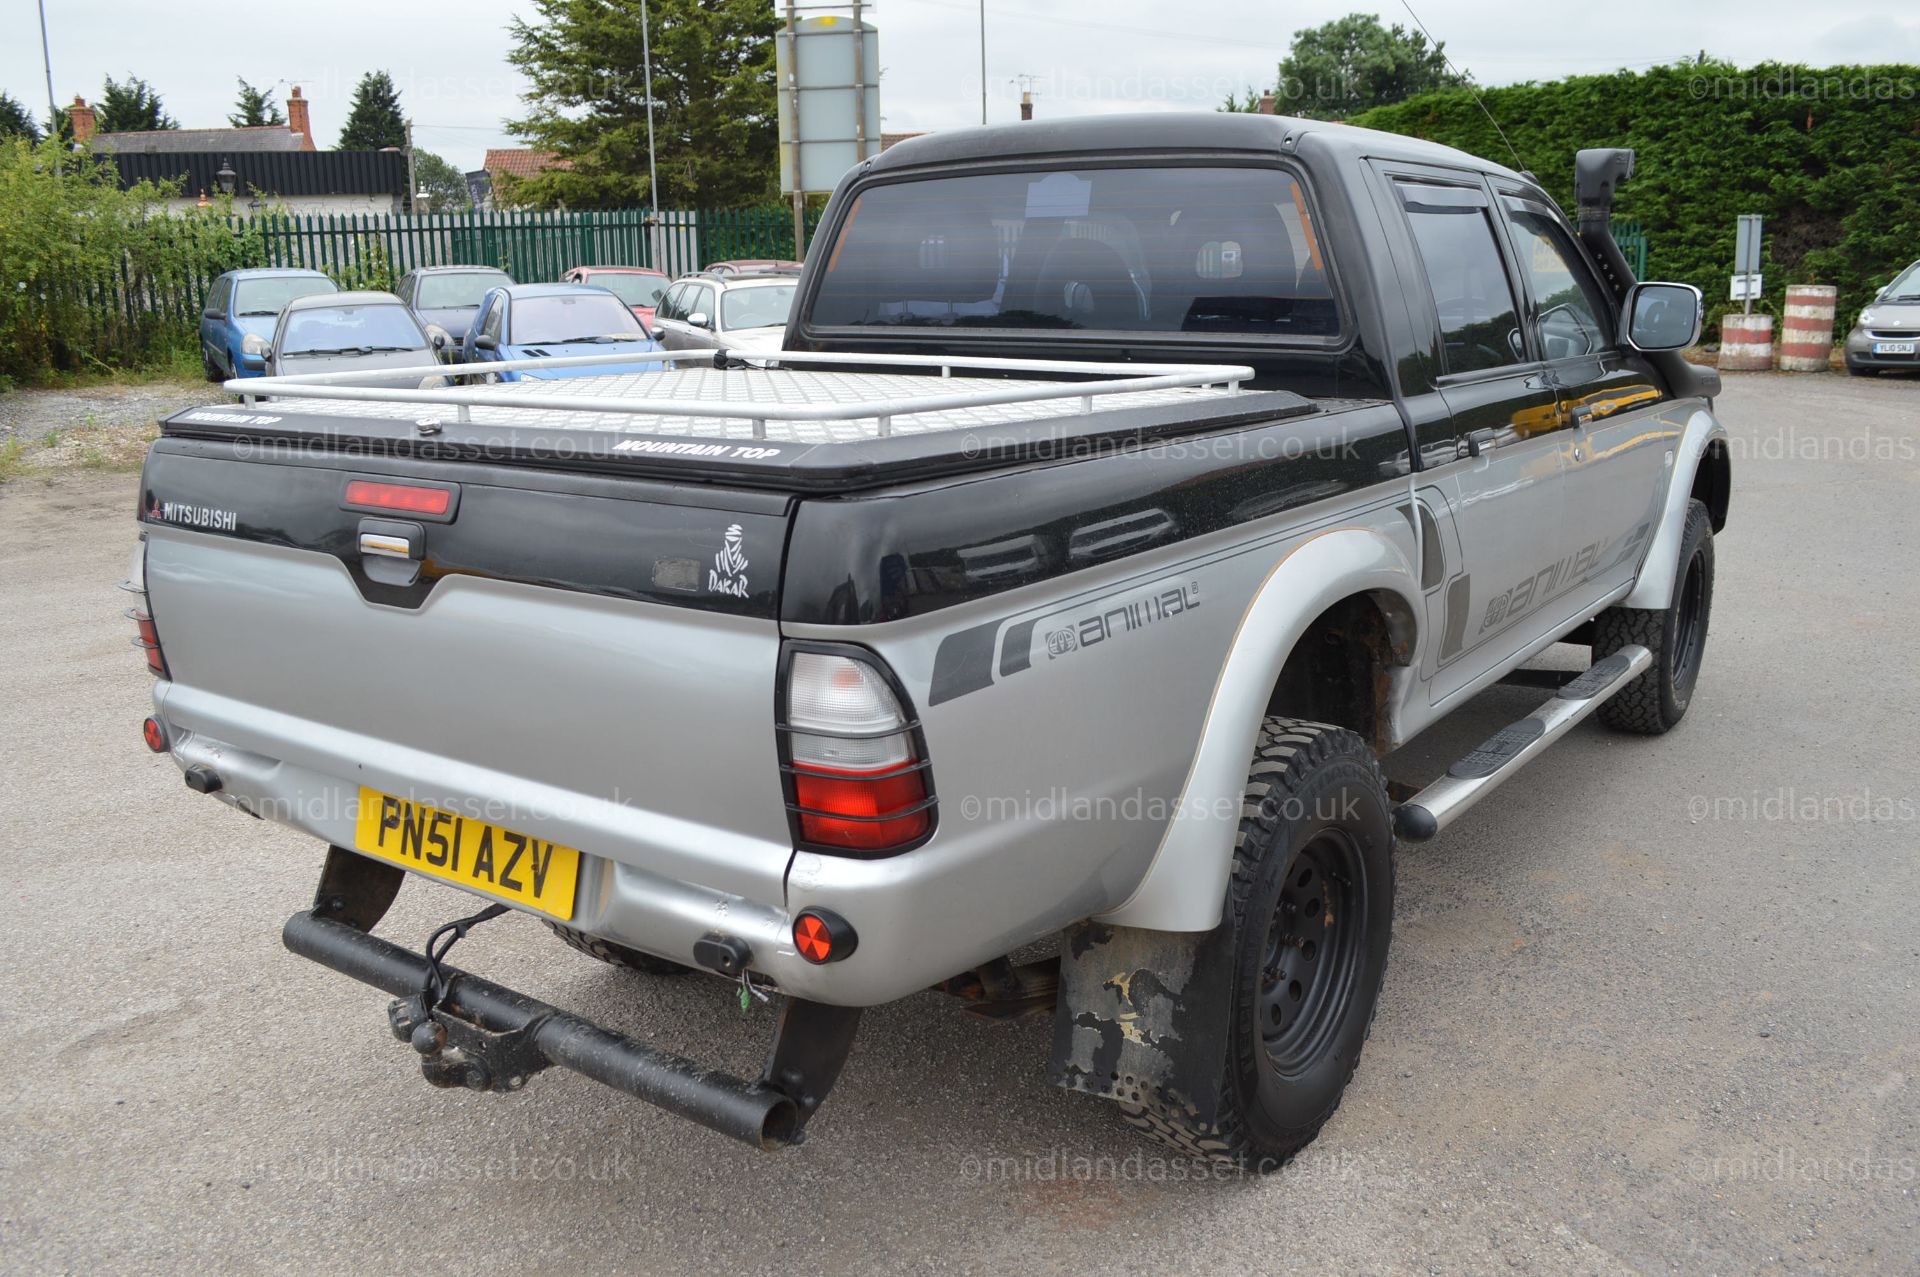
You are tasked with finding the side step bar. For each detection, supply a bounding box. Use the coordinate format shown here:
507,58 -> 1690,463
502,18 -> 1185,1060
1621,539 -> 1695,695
1394,645 -> 1652,842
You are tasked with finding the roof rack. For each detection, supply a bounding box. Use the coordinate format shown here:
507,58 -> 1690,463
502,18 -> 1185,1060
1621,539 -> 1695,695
232,348 -> 1254,442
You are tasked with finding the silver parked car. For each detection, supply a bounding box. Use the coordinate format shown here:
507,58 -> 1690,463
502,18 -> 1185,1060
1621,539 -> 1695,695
650,272 -> 798,353
1844,259 -> 1920,376
265,291 -> 445,388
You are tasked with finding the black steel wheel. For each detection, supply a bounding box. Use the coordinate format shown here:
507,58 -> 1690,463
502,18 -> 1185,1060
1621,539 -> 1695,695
1119,718 -> 1394,1172
1594,498 -> 1715,735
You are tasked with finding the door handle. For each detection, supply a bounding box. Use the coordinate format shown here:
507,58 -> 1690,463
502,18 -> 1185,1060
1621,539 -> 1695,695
1458,428 -> 1498,460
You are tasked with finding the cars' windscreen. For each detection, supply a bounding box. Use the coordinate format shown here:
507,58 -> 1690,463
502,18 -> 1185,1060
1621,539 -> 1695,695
416,272 -> 509,310
808,166 -> 1338,337
591,273 -> 669,308
234,276 -> 339,317
282,305 -> 429,356
1882,262 -> 1920,300
721,284 -> 796,331
511,293 -> 646,343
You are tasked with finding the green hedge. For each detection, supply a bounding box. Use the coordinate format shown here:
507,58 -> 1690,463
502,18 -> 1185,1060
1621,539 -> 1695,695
1352,62 -> 1920,338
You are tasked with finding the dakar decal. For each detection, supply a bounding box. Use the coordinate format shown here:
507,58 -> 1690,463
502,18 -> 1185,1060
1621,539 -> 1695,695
709,523 -> 751,598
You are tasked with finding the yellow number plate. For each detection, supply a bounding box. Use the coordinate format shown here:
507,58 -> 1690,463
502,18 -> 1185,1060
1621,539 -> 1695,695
353,789 -> 582,920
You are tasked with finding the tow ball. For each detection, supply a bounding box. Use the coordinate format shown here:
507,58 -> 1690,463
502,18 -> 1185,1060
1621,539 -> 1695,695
388,991 -> 551,1093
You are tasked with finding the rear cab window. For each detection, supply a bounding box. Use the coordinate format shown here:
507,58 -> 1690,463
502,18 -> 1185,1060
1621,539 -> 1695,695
807,165 -> 1341,340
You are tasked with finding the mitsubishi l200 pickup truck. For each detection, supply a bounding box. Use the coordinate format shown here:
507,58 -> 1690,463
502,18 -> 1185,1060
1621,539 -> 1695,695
129,113 -> 1729,1170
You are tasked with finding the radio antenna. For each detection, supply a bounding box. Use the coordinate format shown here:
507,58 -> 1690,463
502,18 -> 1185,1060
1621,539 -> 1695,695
1397,0 -> 1528,175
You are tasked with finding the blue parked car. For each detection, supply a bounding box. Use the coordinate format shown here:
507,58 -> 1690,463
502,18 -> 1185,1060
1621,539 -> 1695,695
461,283 -> 666,381
199,268 -> 339,380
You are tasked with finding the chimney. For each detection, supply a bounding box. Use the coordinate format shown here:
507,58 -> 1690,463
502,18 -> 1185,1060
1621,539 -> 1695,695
286,86 -> 314,151
1256,92 -> 1277,115
69,95 -> 96,143
1020,90 -> 1033,121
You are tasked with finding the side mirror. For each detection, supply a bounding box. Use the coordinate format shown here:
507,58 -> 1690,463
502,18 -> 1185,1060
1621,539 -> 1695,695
1622,281 -> 1703,353
239,353 -> 266,371
686,311 -> 711,330
473,333 -> 499,352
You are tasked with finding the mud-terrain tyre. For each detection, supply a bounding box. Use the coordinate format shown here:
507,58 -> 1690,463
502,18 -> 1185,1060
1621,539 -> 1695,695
1120,717 -> 1395,1172
546,922 -> 690,975
1592,498 -> 1714,735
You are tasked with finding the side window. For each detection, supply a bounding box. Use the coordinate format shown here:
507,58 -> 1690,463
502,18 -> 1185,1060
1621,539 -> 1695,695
1501,199 -> 1612,359
207,277 -> 232,316
657,284 -> 686,322
482,296 -> 505,342
1398,184 -> 1524,375
687,285 -> 714,323
396,275 -> 413,305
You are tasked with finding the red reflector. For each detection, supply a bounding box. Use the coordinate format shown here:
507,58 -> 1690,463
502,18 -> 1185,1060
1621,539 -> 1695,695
344,480 -> 451,516
793,763 -> 929,852
794,915 -> 833,962
792,910 -> 857,964
141,717 -> 168,753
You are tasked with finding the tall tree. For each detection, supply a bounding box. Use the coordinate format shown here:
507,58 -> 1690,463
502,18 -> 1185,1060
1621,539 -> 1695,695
504,0 -> 778,209
94,75 -> 178,133
229,78 -> 286,127
338,71 -> 406,150
0,92 -> 42,142
412,149 -> 472,211
1273,13 -> 1467,120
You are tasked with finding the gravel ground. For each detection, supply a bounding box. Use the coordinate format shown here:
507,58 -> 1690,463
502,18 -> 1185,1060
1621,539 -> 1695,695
0,379 -> 217,474
0,372 -> 1915,1275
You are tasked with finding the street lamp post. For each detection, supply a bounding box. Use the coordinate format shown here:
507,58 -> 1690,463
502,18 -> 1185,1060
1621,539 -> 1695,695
979,0 -> 987,125
215,158 -> 237,197
640,0 -> 659,222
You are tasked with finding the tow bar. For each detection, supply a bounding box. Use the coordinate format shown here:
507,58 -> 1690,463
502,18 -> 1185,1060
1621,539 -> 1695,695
283,848 -> 861,1150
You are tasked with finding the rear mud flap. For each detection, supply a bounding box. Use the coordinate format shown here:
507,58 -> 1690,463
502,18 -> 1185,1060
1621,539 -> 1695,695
1047,920 -> 1236,1129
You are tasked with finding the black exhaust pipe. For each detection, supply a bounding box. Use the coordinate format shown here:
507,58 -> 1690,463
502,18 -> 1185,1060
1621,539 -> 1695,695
282,910 -> 801,1148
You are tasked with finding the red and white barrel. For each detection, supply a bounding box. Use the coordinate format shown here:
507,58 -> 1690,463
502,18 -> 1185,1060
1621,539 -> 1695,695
1719,313 -> 1774,371
1778,285 -> 1838,372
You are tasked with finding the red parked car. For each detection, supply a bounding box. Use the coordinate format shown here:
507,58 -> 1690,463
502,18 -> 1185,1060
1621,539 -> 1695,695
561,266 -> 671,327
703,259 -> 803,276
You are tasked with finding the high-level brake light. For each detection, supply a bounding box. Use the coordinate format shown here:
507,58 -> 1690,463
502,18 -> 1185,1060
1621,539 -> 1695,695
343,479 -> 453,517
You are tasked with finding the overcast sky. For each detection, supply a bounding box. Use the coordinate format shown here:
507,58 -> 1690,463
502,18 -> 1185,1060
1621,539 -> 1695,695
8,0 -> 1919,174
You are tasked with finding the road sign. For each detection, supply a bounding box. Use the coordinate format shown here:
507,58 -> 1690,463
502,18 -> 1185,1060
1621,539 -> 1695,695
1735,214 -> 1764,276
1730,273 -> 1764,302
776,8 -> 882,196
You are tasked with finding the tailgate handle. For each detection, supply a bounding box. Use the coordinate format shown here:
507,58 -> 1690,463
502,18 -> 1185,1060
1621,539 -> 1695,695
357,517 -> 424,587
360,532 -> 414,559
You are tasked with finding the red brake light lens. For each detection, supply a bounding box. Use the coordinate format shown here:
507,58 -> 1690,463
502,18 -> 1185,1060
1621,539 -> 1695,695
343,480 -> 452,517
793,763 -> 932,851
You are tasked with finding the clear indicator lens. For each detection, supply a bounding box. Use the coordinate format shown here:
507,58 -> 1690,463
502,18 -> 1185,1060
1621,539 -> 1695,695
787,653 -> 907,735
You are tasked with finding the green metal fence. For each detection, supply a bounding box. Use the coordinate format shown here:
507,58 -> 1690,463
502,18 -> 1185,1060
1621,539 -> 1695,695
80,204 -> 1651,357
1609,219 -> 1650,279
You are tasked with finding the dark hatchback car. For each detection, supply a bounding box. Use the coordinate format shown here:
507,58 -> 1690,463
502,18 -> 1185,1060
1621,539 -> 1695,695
395,266 -> 515,357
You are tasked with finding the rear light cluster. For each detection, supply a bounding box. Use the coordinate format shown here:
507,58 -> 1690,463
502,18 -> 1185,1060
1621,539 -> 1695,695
778,647 -> 935,855
121,536 -> 168,678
